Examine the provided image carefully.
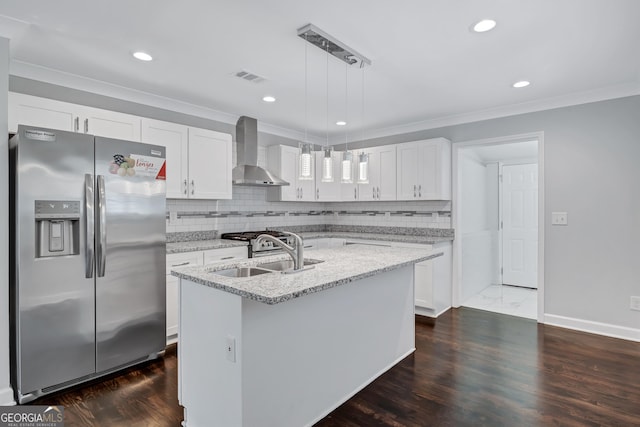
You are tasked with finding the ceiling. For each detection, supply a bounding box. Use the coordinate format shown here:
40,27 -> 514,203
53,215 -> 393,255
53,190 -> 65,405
1,0 -> 639,142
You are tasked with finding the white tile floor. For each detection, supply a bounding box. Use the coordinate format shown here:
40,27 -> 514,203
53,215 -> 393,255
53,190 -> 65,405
462,284 -> 537,320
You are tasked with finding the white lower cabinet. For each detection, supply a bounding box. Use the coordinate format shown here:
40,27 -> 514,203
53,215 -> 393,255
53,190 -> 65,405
165,246 -> 248,343
344,239 -> 452,317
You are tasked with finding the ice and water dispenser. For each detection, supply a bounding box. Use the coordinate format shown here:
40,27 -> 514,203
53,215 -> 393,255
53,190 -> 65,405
35,200 -> 81,257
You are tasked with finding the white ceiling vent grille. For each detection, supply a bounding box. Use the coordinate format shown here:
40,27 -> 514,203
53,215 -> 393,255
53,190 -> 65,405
234,70 -> 266,84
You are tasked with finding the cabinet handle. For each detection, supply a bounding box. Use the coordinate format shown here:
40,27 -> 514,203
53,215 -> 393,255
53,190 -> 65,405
171,261 -> 191,267
418,184 -> 422,198
220,256 -> 234,260
414,184 -> 417,198
372,187 -> 375,198
183,179 -> 188,195
74,117 -> 79,132
300,188 -> 303,199
317,188 -> 320,199
354,188 -> 357,199
191,180 -> 195,195
377,186 -> 381,199
84,118 -> 89,134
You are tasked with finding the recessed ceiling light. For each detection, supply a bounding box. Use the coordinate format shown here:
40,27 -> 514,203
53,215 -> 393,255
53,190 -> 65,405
262,96 -> 276,103
133,51 -> 153,61
472,19 -> 497,33
512,80 -> 531,88
336,121 -> 347,126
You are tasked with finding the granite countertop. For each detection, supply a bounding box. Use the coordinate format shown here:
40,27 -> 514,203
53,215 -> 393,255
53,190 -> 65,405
298,231 -> 453,245
171,245 -> 442,305
166,239 -> 248,254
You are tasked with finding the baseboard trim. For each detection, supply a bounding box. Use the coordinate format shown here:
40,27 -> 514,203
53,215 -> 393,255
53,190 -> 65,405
0,386 -> 16,406
544,314 -> 640,342
415,305 -> 451,318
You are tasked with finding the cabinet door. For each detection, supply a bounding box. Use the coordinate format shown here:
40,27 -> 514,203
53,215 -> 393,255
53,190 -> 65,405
81,106 -> 141,141
417,143 -> 440,199
396,142 -> 420,200
166,251 -> 203,341
358,149 -> 379,201
315,151 -> 342,201
188,127 -> 232,199
9,92 -> 76,133
166,275 -> 179,340
415,260 -> 434,309
142,118 -> 189,199
378,145 -> 397,200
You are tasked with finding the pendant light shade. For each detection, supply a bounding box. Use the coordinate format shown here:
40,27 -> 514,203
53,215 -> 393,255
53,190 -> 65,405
341,151 -> 354,183
321,147 -> 334,182
299,143 -> 314,180
357,152 -> 369,184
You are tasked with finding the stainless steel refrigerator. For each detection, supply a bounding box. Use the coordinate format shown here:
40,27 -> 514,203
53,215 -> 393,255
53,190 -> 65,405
9,125 -> 167,403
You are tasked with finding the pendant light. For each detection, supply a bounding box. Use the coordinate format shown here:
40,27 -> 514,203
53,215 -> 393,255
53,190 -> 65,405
299,32 -> 314,181
341,62 -> 354,183
356,66 -> 369,184
321,40 -> 334,183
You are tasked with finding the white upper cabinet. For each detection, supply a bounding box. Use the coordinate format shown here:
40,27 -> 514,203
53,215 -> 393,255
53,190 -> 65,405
358,145 -> 397,201
187,127 -> 232,199
141,118 -> 189,198
396,138 -> 451,200
314,151 -> 342,201
266,145 -> 315,201
9,92 -> 141,141
141,118 -> 232,200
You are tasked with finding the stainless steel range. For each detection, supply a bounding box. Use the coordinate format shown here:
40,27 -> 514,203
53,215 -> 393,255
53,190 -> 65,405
220,230 -> 295,258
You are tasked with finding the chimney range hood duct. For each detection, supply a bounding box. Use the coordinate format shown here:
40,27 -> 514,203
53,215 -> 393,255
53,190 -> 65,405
232,116 -> 289,186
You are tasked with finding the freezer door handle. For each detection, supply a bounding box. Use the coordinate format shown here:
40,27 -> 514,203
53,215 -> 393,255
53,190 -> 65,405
85,173 -> 95,278
96,175 -> 107,277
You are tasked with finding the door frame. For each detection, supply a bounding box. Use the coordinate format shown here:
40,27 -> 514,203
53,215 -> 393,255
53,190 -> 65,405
451,132 -> 545,322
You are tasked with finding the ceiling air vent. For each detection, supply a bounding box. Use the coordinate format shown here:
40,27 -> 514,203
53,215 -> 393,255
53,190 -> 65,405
234,70 -> 266,84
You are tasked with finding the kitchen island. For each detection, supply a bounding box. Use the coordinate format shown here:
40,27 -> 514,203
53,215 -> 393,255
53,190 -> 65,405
172,244 -> 441,427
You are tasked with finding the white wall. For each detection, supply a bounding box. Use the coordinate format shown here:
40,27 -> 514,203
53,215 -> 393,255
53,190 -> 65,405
459,153 -> 494,302
0,37 -> 13,405
359,95 -> 640,336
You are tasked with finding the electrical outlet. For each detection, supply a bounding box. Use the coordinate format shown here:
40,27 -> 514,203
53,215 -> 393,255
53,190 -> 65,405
631,296 -> 640,311
551,212 -> 568,225
169,211 -> 178,224
226,336 -> 236,362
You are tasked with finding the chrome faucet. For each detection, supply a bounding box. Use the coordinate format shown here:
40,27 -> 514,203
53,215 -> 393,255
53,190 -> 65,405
256,231 -> 304,271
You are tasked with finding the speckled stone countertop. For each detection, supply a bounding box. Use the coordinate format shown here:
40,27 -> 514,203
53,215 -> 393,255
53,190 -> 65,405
166,239 -> 248,254
171,245 -> 442,304
298,232 -> 453,245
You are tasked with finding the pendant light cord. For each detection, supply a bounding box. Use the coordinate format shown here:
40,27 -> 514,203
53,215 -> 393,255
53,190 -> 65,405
325,41 -> 329,149
304,33 -> 308,144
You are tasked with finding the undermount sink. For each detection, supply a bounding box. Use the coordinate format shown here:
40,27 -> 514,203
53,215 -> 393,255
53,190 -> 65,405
213,267 -> 272,278
257,258 -> 324,272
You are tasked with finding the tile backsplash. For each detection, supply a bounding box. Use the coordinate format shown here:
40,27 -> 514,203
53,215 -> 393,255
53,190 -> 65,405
166,186 -> 451,234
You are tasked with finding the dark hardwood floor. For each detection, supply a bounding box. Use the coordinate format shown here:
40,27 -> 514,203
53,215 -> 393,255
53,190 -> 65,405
30,308 -> 640,426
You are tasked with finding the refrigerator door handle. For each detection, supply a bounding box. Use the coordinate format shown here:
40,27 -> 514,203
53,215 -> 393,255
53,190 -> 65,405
85,174 -> 95,278
96,175 -> 107,277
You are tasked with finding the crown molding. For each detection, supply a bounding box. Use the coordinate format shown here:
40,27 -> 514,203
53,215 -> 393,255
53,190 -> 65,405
9,60 -> 325,144
331,81 -> 640,143
11,60 -> 638,146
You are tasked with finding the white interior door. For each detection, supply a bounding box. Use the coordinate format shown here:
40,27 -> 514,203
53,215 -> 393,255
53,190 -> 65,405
502,163 -> 538,288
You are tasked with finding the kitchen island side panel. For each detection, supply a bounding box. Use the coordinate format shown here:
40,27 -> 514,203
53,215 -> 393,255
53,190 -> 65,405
179,266 -> 415,427
241,265 -> 415,427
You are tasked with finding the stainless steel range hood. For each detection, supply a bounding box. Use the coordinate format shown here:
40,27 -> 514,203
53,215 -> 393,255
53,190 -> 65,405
233,116 -> 289,186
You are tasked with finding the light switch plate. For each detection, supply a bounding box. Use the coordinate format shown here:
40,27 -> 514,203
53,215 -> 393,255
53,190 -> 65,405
551,212 -> 568,225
